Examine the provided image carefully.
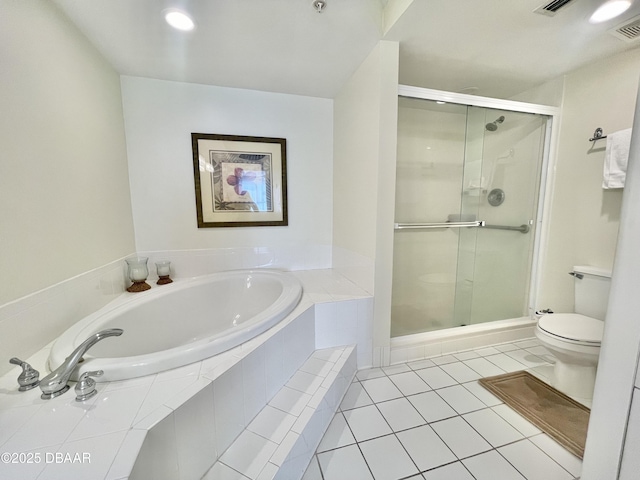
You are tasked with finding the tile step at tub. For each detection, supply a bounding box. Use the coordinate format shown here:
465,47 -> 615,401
206,345 -> 357,480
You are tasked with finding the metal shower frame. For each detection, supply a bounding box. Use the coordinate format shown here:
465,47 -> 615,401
396,84 -> 561,320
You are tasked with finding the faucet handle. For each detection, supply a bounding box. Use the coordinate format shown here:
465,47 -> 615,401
75,370 -> 103,402
9,358 -> 40,391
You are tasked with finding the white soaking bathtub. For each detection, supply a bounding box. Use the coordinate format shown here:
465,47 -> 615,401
48,270 -> 302,382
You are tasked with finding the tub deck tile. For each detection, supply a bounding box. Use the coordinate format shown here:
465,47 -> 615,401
0,270 -> 371,480
206,345 -> 357,480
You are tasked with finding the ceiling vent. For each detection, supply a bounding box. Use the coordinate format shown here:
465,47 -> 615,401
534,0 -> 575,16
609,15 -> 640,42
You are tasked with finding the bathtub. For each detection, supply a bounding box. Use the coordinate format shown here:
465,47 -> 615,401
48,270 -> 303,382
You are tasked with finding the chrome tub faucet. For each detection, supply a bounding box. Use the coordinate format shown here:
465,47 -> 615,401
39,328 -> 123,400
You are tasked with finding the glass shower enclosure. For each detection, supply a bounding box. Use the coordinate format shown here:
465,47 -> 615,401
391,94 -> 550,338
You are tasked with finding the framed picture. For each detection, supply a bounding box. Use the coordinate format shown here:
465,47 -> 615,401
191,133 -> 288,228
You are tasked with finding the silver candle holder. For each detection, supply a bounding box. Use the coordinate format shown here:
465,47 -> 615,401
156,260 -> 173,285
125,257 -> 151,292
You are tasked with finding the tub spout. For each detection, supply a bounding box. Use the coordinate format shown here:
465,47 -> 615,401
39,328 -> 123,400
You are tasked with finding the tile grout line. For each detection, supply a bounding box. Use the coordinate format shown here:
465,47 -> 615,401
346,362 -> 492,475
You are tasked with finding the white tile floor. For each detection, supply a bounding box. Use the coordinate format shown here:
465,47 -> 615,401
303,338 -> 583,480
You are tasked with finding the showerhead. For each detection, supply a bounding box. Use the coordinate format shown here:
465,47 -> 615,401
485,115 -> 506,131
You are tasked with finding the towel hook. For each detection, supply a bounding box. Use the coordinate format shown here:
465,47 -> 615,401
589,127 -> 607,142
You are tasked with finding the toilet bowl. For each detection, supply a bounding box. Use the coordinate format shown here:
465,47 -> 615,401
535,313 -> 603,399
534,265 -> 611,400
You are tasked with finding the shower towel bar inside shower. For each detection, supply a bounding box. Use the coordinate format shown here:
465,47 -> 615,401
394,221 -> 530,234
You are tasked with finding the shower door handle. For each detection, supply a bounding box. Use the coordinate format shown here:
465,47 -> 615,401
394,221 -> 485,230
394,221 -> 530,234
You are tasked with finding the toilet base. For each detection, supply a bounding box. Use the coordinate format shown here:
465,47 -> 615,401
535,324 -> 600,401
551,359 -> 597,400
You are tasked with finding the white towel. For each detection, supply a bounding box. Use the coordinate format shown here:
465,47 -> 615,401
603,128 -> 632,189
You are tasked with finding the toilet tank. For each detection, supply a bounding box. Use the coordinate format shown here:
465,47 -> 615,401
573,265 -> 612,320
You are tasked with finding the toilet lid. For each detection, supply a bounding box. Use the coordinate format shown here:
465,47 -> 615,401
538,313 -> 603,344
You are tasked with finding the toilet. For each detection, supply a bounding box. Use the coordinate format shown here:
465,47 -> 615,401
535,265 -> 612,400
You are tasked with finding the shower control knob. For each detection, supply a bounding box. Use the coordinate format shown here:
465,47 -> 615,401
75,370 -> 103,402
9,357 -> 40,391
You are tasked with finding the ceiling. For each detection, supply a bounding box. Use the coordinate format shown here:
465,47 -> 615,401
52,0 -> 640,99
385,0 -> 640,99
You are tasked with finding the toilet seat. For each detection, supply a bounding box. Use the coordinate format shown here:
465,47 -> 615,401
538,313 -> 603,345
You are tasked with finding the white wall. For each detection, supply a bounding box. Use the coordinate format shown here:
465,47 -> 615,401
332,41 -> 399,365
509,75 -> 565,108
333,47 -> 385,266
583,76 -> 640,480
537,48 -> 640,313
121,76 -> 333,257
0,0 -> 135,374
520,49 -> 640,478
0,0 -> 135,305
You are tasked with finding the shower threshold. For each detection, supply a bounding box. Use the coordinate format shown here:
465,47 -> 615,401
389,316 -> 536,365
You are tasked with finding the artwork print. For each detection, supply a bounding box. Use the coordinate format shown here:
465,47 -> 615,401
213,151 -> 273,212
191,134 -> 287,227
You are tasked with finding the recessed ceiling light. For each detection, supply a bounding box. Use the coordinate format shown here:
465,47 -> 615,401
589,0 -> 632,24
164,9 -> 196,31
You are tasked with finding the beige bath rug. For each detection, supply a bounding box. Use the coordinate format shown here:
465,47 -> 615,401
478,370 -> 590,458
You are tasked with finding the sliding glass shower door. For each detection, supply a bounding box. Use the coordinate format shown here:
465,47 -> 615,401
391,97 -> 548,338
